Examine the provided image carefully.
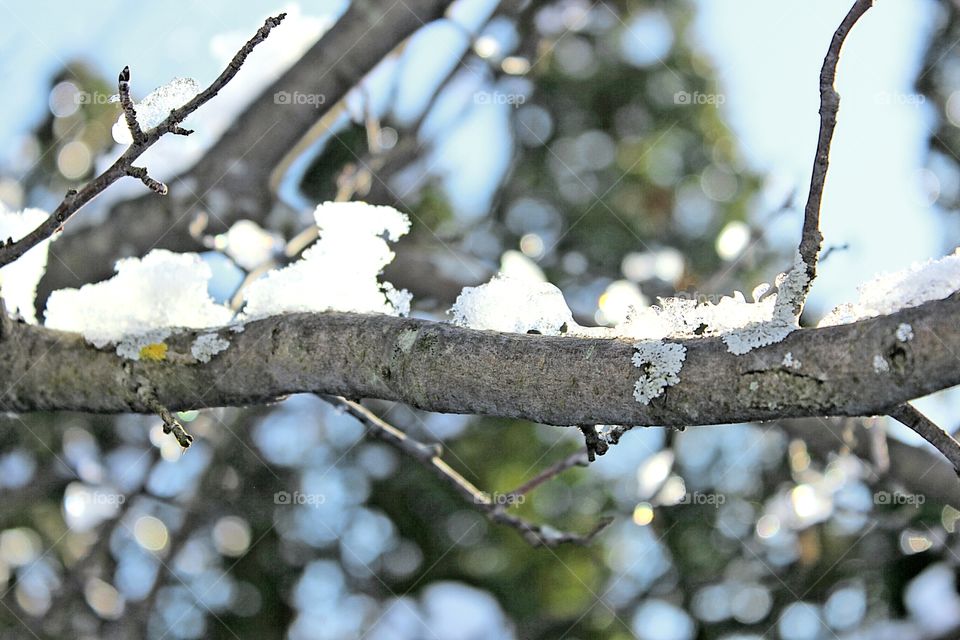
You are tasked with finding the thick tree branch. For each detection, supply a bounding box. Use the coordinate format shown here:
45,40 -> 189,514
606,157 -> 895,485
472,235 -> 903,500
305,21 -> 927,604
0,13 -> 288,270
1,293 -> 958,427
796,0 -> 873,311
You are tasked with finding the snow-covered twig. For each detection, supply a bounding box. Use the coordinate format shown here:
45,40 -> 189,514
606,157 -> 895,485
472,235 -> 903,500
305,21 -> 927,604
0,13 -> 288,270
796,0 -> 874,313
888,403 -> 960,477
323,396 -> 609,546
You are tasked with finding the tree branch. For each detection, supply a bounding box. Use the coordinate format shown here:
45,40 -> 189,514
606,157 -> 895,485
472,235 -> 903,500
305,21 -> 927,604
888,403 -> 960,475
0,13 -> 288,270
2,293 -> 958,429
323,396 -> 605,546
796,0 -> 874,312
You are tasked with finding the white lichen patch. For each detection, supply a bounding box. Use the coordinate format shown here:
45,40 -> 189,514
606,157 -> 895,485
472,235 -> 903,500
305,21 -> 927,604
819,248 -> 960,326
873,354 -> 890,373
632,341 -> 687,405
896,323 -> 914,342
191,333 -> 230,363
116,329 -> 172,361
782,352 -> 801,369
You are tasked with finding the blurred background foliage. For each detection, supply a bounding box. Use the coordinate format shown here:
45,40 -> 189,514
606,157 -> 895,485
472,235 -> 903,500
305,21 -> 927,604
1,0 -> 960,639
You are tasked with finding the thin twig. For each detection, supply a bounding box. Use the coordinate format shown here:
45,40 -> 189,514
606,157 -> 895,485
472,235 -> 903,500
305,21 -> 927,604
137,385 -> 193,448
323,396 -> 611,546
117,65 -> 146,145
508,449 -> 590,499
0,13 -> 287,269
888,403 -> 960,477
795,0 -> 873,313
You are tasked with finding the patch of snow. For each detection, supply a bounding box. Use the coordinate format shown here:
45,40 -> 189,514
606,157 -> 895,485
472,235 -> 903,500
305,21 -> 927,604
633,341 -> 687,405
896,323 -> 914,342
216,220 -> 280,271
191,333 -> 230,363
819,248 -> 960,327
450,274 -> 573,334
241,201 -> 412,319
112,78 -> 202,145
45,249 -> 233,347
0,208 -> 52,324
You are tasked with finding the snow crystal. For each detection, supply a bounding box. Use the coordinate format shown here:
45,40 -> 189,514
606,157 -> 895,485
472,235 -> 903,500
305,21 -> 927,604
112,77 -> 201,145
191,333 -> 230,363
782,352 -> 801,369
241,201 -> 412,318
632,341 -> 687,405
896,323 -> 914,342
819,248 -> 960,327
873,355 -> 889,373
617,253 -> 808,355
0,208 -> 52,324
450,274 -> 573,334
45,249 -> 233,347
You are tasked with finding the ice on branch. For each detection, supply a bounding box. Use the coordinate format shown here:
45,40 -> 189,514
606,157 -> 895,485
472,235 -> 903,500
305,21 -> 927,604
619,253 -> 808,355
450,274 -> 573,334
112,78 -> 201,145
45,250 -> 233,348
0,208 -> 53,324
241,201 -> 412,319
819,248 -> 960,327
633,341 -> 687,405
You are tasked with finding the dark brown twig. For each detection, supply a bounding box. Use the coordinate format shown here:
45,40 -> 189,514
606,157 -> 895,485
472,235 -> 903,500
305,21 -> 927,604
137,385 -> 193,448
796,0 -> 873,313
888,403 -> 960,477
0,12 -> 287,269
323,396 -> 611,546
508,449 -> 590,499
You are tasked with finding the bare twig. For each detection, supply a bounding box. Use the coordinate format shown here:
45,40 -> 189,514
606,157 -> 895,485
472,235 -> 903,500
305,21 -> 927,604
508,450 -> 590,499
796,0 -> 873,312
888,403 -> 960,477
0,12 -> 287,269
137,385 -> 193,448
323,396 -> 610,546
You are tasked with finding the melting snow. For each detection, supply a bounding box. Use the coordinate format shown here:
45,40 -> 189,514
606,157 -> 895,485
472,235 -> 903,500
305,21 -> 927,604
450,274 -> 573,334
112,78 -> 202,145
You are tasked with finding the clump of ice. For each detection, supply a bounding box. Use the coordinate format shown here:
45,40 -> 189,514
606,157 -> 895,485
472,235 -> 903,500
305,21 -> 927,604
450,274 -> 573,334
819,248 -> 960,327
112,77 -> 202,145
633,341 -> 687,405
241,201 -> 412,318
191,333 -> 230,363
45,249 -> 233,347
618,253 -> 808,355
0,208 -> 53,324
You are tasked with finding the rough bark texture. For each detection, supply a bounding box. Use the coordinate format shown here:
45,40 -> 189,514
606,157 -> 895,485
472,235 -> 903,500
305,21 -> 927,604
3,292 -> 957,426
